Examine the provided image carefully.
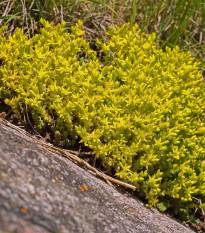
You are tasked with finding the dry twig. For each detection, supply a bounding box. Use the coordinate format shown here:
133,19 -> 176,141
0,118 -> 136,191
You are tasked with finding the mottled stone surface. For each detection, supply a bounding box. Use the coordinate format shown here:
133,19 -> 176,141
0,122 -> 194,233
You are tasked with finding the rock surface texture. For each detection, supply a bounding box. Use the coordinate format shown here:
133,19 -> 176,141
0,122 -> 194,233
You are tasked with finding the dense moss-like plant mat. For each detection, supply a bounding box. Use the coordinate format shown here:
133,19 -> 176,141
0,20 -> 205,213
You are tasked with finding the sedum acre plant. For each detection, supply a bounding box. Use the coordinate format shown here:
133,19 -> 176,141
0,20 -> 205,213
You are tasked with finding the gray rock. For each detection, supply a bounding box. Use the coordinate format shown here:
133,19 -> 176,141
0,122 -> 194,233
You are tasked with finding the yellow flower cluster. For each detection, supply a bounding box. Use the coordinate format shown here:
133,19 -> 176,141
0,20 -> 204,210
